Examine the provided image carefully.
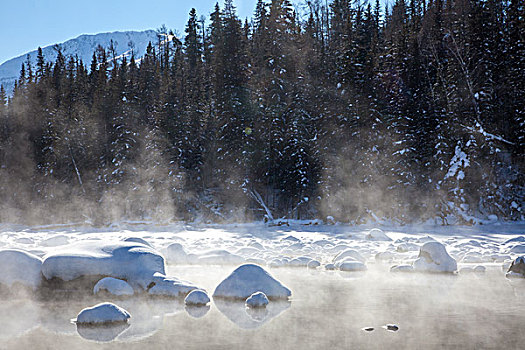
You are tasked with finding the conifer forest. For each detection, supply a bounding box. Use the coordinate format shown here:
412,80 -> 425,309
0,0 -> 523,224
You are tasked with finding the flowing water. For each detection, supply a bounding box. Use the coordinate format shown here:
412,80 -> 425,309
2,265 -> 525,349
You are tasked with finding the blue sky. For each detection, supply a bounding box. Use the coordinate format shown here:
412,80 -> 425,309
0,0 -> 259,65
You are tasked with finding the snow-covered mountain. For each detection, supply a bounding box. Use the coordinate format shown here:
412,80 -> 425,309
0,30 -> 158,94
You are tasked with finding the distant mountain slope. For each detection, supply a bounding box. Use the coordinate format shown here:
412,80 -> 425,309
0,30 -> 158,94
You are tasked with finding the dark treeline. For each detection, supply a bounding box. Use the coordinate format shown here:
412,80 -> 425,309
0,0 -> 523,225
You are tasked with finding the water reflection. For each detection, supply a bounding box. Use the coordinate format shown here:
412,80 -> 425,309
214,299 -> 291,330
185,305 -> 210,318
76,323 -> 130,342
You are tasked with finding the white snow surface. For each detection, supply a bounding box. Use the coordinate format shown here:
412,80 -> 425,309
184,290 -> 210,306
1,221 -> 524,290
0,249 -> 42,290
413,242 -> 458,273
93,277 -> 134,296
246,292 -> 269,308
41,240 -> 165,290
213,264 -> 291,300
75,303 -> 131,324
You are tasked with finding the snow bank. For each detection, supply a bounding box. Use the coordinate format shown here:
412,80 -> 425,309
0,249 -> 43,290
213,264 -> 291,300
506,256 -> 525,278
413,242 -> 457,273
93,277 -> 134,296
75,303 -> 131,324
184,290 -> 210,306
366,228 -> 392,241
246,292 -> 269,308
41,240 -> 165,290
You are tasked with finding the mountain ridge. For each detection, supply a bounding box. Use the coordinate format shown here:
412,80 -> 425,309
0,29 -> 159,94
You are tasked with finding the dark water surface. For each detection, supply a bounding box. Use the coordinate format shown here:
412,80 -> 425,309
3,265 -> 525,349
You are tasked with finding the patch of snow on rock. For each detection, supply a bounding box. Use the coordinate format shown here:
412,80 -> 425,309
213,264 -> 291,300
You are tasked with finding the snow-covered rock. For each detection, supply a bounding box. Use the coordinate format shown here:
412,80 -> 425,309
396,242 -> 419,253
325,263 -> 336,270
246,292 -> 269,308
307,259 -> 321,269
0,249 -> 43,290
41,240 -> 165,291
288,256 -> 313,267
509,244 -> 525,254
75,303 -> 130,325
506,256 -> 525,278
148,273 -> 197,297
366,228 -> 392,241
413,242 -> 457,273
163,243 -> 188,264
184,290 -> 210,306
213,264 -> 291,300
196,250 -> 244,265
339,260 -> 367,272
375,251 -> 395,261
333,249 -> 365,264
93,277 -> 134,296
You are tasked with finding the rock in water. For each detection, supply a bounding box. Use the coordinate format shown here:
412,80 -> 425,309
75,303 -> 131,325
0,249 -> 43,291
41,240 -> 165,291
246,292 -> 269,308
213,264 -> 291,300
185,290 -> 210,306
413,241 -> 457,273
506,256 -> 525,278
362,327 -> 374,332
384,324 -> 399,332
93,277 -> 134,296
147,272 -> 197,297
